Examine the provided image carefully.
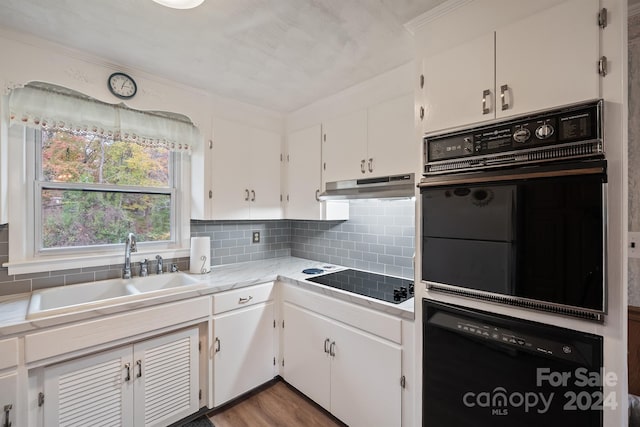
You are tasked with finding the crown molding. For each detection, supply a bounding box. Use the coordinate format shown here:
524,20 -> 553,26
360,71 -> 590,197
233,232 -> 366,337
631,3 -> 640,17
404,0 -> 474,35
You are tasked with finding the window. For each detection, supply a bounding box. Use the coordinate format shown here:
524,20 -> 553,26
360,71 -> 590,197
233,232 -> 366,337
36,128 -> 175,251
6,82 -> 197,274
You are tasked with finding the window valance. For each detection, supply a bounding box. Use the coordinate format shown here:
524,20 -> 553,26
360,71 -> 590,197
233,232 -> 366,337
8,83 -> 198,153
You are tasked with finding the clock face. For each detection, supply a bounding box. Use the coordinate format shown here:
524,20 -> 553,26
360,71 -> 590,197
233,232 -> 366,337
108,72 -> 137,99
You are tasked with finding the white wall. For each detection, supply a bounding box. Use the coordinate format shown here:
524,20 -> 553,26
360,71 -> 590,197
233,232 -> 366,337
412,1 -> 628,426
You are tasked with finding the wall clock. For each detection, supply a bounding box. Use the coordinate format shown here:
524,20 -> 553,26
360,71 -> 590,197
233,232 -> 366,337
108,72 -> 137,99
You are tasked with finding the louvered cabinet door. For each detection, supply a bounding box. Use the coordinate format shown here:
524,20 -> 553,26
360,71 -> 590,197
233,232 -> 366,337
132,327 -> 199,427
43,346 -> 134,427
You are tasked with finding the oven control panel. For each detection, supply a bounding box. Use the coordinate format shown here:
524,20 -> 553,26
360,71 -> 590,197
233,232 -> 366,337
430,310 -> 591,365
424,100 -> 603,174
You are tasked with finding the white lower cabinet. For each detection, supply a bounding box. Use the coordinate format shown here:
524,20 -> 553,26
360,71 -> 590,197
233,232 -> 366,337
0,372 -> 17,427
283,302 -> 402,427
41,327 -> 199,427
212,283 -> 276,407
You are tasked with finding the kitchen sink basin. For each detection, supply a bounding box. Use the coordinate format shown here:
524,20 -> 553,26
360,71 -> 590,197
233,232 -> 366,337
125,273 -> 200,294
27,273 -> 205,320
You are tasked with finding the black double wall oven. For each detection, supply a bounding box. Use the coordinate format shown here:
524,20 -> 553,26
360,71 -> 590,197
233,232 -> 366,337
420,100 -> 607,321
419,100 -> 607,427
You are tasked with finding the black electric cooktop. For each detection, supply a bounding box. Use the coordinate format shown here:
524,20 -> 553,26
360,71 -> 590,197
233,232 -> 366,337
306,269 -> 414,304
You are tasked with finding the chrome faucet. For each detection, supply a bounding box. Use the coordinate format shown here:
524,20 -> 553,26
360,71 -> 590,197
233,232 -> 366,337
155,255 -> 164,274
123,233 -> 137,279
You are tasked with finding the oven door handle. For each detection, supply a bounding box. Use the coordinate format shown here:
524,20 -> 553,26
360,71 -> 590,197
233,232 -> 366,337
419,163 -> 606,187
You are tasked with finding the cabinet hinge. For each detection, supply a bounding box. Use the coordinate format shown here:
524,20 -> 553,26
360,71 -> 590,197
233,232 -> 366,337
38,392 -> 44,407
598,56 -> 608,77
199,389 -> 202,400
598,8 -> 607,29
273,357 -> 276,366
209,139 -> 213,149
420,74 -> 424,89
400,375 -> 406,389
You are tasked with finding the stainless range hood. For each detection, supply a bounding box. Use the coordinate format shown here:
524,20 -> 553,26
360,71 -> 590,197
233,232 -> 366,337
318,173 -> 415,200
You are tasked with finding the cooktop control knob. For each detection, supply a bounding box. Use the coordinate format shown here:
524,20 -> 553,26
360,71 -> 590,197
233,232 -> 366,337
512,127 -> 531,143
535,123 -> 554,139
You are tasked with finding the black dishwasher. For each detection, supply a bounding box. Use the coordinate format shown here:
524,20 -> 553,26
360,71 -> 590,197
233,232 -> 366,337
423,300 -> 604,427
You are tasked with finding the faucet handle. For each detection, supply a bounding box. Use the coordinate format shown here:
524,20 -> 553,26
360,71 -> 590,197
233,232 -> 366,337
170,263 -> 179,273
140,259 -> 148,277
155,255 -> 163,274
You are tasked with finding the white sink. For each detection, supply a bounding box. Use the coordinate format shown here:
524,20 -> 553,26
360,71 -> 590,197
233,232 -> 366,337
125,273 -> 200,294
27,273 -> 205,320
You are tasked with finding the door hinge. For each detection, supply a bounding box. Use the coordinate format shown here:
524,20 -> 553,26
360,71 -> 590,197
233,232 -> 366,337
598,8 -> 607,28
400,375 -> 406,389
199,389 -> 202,400
273,357 -> 276,366
598,56 -> 608,77
38,392 -> 45,407
420,74 -> 424,89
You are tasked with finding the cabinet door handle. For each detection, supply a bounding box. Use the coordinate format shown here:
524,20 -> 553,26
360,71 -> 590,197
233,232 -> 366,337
500,84 -> 510,111
482,89 -> 492,115
238,296 -> 253,304
244,189 -> 250,201
124,363 -> 131,382
3,404 -> 12,427
215,337 -> 221,353
251,190 -> 256,202
329,341 -> 336,357
368,158 -> 374,173
136,360 -> 142,378
360,159 -> 366,174
315,189 -> 320,202
324,338 -> 330,354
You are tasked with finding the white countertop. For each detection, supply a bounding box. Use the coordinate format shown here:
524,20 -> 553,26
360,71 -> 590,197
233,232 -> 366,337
0,257 -> 415,337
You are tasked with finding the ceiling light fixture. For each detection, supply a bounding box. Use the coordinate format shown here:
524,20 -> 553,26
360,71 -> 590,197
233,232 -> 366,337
151,0 -> 204,9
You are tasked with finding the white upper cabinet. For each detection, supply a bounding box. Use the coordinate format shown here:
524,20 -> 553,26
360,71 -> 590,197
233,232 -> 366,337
322,94 -> 416,184
423,33 -> 495,132
494,0 -> 599,118
367,93 -> 418,177
285,124 -> 349,220
322,109 -> 368,183
423,0 -> 600,133
210,117 -> 282,220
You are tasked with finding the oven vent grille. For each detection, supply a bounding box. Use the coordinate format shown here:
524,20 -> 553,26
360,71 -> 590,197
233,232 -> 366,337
428,284 -> 603,322
425,140 -> 603,175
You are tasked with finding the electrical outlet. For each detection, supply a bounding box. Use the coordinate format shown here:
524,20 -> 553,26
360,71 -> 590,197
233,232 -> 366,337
630,232 -> 640,258
252,231 -> 260,243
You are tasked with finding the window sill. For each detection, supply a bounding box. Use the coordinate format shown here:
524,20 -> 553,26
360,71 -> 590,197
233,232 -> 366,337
3,248 -> 190,276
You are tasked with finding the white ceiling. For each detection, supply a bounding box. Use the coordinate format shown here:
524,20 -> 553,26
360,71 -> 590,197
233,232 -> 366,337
0,0 -> 446,112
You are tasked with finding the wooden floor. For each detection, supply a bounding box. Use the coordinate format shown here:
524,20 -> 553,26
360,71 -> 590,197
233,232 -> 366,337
209,381 -> 345,427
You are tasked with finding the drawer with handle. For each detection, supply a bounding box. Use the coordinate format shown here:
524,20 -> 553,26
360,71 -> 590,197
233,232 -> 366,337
212,282 -> 274,314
